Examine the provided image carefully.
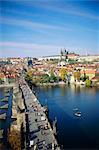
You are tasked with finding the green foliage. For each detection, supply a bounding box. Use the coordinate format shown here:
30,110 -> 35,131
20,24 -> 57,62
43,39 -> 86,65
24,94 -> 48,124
50,76 -> 59,83
25,74 -> 32,83
68,59 -> 78,64
0,78 -> 3,84
81,73 -> 89,82
50,69 -> 56,82
85,79 -> 91,87
40,74 -> 50,83
8,78 -> 15,83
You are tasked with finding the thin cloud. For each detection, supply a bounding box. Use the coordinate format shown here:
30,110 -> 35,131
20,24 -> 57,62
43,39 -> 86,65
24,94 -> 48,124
1,16 -> 73,32
27,1 -> 99,20
1,16 -> 98,34
6,1 -> 97,20
0,41 -> 62,51
0,41 -> 62,57
0,41 -> 98,58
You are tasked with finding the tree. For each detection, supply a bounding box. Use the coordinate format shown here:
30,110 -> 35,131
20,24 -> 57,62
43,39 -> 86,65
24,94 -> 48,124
74,70 -> 81,82
40,74 -> 50,83
85,79 -> 91,87
76,70 -> 81,81
8,129 -> 21,150
27,69 -> 33,77
0,78 -> 3,84
49,69 -> 57,82
59,68 -> 67,81
83,72 -> 87,81
25,71 -> 33,87
74,71 -> 77,82
25,74 -> 32,82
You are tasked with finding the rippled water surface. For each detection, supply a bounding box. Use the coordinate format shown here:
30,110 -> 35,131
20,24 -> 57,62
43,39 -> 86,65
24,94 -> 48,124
0,87 -> 12,143
34,85 -> 99,149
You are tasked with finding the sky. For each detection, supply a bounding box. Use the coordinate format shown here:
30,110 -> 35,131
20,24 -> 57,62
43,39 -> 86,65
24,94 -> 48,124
0,0 -> 99,57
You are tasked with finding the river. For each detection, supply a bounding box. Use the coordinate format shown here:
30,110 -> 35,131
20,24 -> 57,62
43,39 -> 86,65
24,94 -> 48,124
0,87 -> 13,144
34,85 -> 99,149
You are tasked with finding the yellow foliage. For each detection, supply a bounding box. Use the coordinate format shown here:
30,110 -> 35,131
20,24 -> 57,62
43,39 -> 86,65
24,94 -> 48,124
8,129 -> 21,150
27,69 -> 33,76
59,68 -> 67,81
74,70 -> 81,81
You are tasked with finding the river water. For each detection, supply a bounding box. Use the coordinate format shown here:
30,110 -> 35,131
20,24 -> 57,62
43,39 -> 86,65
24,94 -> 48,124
0,87 -> 13,144
34,85 -> 99,149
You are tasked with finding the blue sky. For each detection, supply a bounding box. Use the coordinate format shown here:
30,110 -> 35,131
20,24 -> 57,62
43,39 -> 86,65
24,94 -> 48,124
0,0 -> 99,57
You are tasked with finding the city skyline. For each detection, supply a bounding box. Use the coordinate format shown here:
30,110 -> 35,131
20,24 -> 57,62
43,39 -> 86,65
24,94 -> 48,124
0,0 -> 99,57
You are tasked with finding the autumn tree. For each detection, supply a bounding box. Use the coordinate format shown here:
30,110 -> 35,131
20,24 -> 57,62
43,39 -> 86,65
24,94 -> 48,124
27,69 -> 33,76
59,68 -> 67,81
76,70 -> 81,81
74,70 -> 81,82
8,129 -> 21,150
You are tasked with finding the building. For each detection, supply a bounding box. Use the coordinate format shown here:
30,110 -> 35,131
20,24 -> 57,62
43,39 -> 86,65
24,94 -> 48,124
80,68 -> 96,80
78,55 -> 99,62
38,52 -> 79,61
91,68 -> 99,83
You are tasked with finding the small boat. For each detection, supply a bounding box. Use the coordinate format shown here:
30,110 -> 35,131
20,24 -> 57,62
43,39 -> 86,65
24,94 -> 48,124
75,111 -> 81,117
73,108 -> 78,111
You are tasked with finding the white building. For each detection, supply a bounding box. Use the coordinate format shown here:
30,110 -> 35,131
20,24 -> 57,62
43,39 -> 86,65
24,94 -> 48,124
78,55 -> 99,62
38,55 -> 61,61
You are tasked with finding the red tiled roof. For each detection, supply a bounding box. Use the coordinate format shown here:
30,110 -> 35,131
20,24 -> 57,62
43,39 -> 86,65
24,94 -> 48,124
0,74 -> 5,78
67,53 -> 79,56
92,76 -> 99,81
80,69 -> 96,74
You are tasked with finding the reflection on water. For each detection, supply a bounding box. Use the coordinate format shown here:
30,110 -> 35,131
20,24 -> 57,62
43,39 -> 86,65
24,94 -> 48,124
70,85 -> 97,95
60,86 -> 66,97
34,85 -> 99,149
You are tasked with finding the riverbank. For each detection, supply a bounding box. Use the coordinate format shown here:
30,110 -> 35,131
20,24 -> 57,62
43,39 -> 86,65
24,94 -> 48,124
36,81 -> 67,86
34,81 -> 99,87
